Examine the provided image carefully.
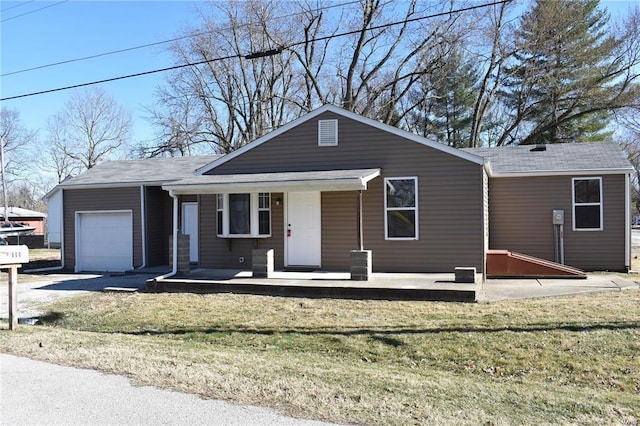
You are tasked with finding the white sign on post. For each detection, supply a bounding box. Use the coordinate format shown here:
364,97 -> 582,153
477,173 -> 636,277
1,245 -> 29,331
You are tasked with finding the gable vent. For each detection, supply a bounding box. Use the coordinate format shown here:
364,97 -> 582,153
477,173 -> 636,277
318,119 -> 338,146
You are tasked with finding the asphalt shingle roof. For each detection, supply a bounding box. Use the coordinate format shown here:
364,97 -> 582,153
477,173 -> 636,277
463,142 -> 633,176
56,142 -> 633,190
0,207 -> 46,218
58,155 -> 222,187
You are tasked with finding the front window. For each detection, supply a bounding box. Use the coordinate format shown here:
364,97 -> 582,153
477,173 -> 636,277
258,192 -> 271,235
217,192 -> 271,237
229,194 -> 251,234
216,194 -> 224,235
385,177 -> 418,239
572,177 -> 602,231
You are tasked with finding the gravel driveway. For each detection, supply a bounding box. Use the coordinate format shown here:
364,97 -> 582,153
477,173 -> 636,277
0,271 -> 153,320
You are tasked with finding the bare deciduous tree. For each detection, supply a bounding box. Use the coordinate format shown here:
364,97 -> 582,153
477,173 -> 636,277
0,108 -> 37,221
0,108 -> 36,179
143,0 -> 463,156
145,1 -> 298,155
49,87 -> 132,169
45,114 -> 82,183
144,0 -> 638,155
467,0 -> 515,148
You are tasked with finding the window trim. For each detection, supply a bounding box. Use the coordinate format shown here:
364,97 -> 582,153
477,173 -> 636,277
384,176 -> 419,240
572,177 -> 603,231
216,192 -> 272,238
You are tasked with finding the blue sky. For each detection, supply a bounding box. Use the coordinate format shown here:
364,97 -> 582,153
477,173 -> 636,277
1,0 -> 200,145
1,0 -> 638,152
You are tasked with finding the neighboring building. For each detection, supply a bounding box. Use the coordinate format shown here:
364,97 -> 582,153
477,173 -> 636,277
43,189 -> 62,247
0,206 -> 47,235
45,105 -> 634,273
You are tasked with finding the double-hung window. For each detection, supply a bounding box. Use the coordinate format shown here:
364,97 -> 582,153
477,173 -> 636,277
572,177 -> 602,231
385,177 -> 418,240
217,192 -> 271,237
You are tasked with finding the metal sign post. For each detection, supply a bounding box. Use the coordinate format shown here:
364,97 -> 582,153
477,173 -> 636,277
1,245 -> 29,330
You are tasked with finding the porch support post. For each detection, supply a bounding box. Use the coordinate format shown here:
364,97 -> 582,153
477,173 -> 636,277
252,248 -> 274,278
350,250 -> 372,281
351,190 -> 370,280
356,190 -> 363,251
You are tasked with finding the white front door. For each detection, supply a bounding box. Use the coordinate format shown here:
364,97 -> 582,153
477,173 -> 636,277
286,192 -> 321,267
182,202 -> 198,262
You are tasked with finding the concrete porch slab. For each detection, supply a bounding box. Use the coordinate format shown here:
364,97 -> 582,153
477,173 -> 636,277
146,269 -> 480,302
143,268 -> 640,303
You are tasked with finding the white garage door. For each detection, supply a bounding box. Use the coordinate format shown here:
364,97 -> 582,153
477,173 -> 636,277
76,211 -> 133,272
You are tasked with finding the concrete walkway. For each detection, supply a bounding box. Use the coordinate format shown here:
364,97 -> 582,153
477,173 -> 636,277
480,274 -> 639,302
0,354 -> 334,426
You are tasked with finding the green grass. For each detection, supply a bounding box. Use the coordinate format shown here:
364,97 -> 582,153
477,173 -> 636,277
1,291 -> 639,424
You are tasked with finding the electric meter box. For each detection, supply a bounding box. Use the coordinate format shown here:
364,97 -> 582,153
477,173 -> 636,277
553,210 -> 564,225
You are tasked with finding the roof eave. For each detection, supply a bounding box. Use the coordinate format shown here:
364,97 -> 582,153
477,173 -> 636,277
56,181 -> 171,191
489,168 -> 635,178
164,178 -> 374,195
164,169 -> 381,195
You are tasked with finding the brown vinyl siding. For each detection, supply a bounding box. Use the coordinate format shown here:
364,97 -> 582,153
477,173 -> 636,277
199,193 -> 285,269
489,175 -> 627,271
204,111 -> 485,272
63,187 -> 142,270
362,172 -> 483,272
145,186 -> 172,266
321,192 -> 358,270
209,111 -> 480,176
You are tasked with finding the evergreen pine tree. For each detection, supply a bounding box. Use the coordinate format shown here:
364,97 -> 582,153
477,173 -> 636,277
499,0 -> 619,145
408,49 -> 478,148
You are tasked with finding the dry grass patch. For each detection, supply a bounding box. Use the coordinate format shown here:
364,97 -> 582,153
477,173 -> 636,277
1,290 -> 639,424
27,248 -> 61,262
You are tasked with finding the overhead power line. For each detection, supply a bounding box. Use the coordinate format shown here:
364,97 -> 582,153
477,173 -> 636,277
1,0 -> 68,23
1,1 -> 35,13
0,0 -> 512,102
1,0 -> 361,77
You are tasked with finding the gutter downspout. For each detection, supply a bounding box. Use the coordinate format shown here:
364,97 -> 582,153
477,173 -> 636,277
155,190 -> 179,280
625,172 -> 631,271
136,185 -> 147,270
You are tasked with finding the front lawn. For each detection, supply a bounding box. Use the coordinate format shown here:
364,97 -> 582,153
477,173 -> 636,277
1,290 -> 639,424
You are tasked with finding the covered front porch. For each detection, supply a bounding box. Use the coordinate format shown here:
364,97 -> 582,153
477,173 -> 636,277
164,168 -> 386,277
145,268 -> 480,302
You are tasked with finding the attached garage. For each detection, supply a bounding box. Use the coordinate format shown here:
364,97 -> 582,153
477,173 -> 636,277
75,211 -> 133,272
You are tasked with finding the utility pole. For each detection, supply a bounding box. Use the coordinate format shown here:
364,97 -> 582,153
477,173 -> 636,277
0,138 -> 9,224
0,136 -> 8,226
